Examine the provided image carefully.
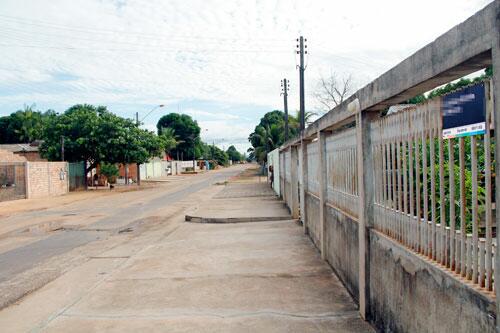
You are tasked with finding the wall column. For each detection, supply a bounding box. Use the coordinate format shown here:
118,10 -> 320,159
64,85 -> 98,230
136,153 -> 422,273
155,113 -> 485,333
279,150 -> 285,200
299,138 -> 309,234
354,99 -> 375,320
290,145 -> 300,218
318,130 -> 328,259
492,7 -> 500,332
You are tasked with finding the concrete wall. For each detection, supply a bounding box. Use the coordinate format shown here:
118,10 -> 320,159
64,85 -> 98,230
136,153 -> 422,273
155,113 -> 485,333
324,205 -> 359,301
179,160 -> 200,172
298,197 -> 496,332
267,148 -> 280,196
26,162 -> 68,199
369,230 -> 495,333
305,193 -> 320,248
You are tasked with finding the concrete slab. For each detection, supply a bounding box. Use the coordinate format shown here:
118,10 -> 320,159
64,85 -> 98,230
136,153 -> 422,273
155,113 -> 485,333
44,314 -> 375,333
55,219 -> 374,332
0,257 -> 126,332
0,167 -> 375,332
112,221 -> 331,279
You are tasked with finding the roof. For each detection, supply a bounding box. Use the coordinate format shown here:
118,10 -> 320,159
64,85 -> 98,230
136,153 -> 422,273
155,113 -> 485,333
0,143 -> 39,153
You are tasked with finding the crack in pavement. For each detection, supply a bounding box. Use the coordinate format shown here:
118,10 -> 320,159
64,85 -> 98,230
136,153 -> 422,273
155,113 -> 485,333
58,310 -> 362,320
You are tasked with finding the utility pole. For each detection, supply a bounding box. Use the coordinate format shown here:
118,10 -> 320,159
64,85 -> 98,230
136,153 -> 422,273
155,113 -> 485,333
135,105 -> 164,186
281,78 -> 290,141
296,36 -> 307,131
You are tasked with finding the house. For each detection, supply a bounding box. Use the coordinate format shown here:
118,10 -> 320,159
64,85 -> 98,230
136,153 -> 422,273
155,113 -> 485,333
0,142 -> 46,161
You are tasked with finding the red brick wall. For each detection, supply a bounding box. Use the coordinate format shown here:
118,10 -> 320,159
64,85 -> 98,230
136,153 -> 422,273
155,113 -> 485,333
0,149 -> 27,162
16,151 -> 46,161
118,163 -> 138,182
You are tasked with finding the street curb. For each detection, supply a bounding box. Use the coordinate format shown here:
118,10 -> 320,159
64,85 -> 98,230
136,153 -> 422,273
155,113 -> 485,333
184,215 -> 293,224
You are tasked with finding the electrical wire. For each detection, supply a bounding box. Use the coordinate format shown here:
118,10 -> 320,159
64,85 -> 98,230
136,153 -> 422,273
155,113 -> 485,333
0,14 -> 292,43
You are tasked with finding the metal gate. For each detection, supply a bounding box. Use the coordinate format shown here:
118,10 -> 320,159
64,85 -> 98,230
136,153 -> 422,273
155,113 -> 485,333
68,162 -> 86,191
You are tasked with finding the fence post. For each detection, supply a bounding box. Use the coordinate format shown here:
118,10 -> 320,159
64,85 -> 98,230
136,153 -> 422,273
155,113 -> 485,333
279,150 -> 284,200
318,130 -> 328,259
300,138 -> 309,234
290,145 -> 300,218
492,11 -> 500,332
354,99 -> 375,320
282,150 -> 287,203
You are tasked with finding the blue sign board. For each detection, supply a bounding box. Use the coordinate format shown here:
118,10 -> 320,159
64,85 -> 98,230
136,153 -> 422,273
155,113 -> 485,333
442,82 -> 486,139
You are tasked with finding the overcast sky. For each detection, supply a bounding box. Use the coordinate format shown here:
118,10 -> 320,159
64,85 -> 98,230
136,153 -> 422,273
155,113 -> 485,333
0,0 -> 493,153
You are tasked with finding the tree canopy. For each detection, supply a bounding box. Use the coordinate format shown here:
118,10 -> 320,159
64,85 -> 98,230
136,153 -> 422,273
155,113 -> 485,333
40,104 -> 165,173
157,113 -> 201,160
0,105 -> 55,144
247,110 -> 300,163
226,145 -> 243,162
406,66 -> 493,104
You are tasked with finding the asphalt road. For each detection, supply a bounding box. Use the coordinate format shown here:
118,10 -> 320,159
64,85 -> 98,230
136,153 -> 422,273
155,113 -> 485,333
0,168 -> 242,283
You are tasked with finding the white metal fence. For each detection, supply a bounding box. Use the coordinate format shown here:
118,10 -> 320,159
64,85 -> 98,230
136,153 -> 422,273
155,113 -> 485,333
326,127 -> 358,219
279,80 -> 495,294
371,81 -> 495,291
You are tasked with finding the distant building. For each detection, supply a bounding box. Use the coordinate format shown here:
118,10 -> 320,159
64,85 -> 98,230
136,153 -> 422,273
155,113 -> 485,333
0,142 -> 46,162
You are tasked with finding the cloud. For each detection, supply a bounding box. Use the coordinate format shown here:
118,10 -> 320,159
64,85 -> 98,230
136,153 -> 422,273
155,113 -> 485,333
184,108 -> 240,121
0,0 -> 492,153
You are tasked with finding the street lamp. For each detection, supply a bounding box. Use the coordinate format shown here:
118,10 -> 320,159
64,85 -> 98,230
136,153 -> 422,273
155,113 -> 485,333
136,104 -> 165,126
134,104 -> 165,186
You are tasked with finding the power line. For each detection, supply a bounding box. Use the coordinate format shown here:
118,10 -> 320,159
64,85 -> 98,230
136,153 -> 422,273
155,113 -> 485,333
0,14 -> 292,43
0,42 -> 291,54
0,24 -> 290,50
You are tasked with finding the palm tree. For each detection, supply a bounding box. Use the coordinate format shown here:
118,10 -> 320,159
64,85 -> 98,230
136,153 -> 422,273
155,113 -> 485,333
159,127 -> 178,155
248,124 -> 283,163
294,110 -> 317,126
12,105 -> 43,143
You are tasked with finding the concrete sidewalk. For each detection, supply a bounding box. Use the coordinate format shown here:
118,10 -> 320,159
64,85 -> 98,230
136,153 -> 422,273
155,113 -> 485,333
0,169 -> 374,332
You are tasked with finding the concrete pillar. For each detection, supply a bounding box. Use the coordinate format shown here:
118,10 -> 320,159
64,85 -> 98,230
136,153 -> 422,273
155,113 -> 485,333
279,150 -> 285,200
492,7 -> 500,332
290,145 -> 300,218
354,100 -> 375,320
282,149 -> 287,204
299,138 -> 308,234
318,131 -> 327,259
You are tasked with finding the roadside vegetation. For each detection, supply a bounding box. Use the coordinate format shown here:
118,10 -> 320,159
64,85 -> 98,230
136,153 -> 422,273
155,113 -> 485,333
0,104 -> 245,177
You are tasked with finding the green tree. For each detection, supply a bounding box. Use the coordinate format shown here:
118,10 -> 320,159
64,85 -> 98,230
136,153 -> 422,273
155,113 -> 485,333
210,145 -> 229,166
226,145 -> 242,162
40,104 -> 164,175
99,162 -> 119,183
159,127 -> 178,156
248,110 -> 299,163
157,113 -> 200,160
405,66 -> 493,104
0,105 -> 54,143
